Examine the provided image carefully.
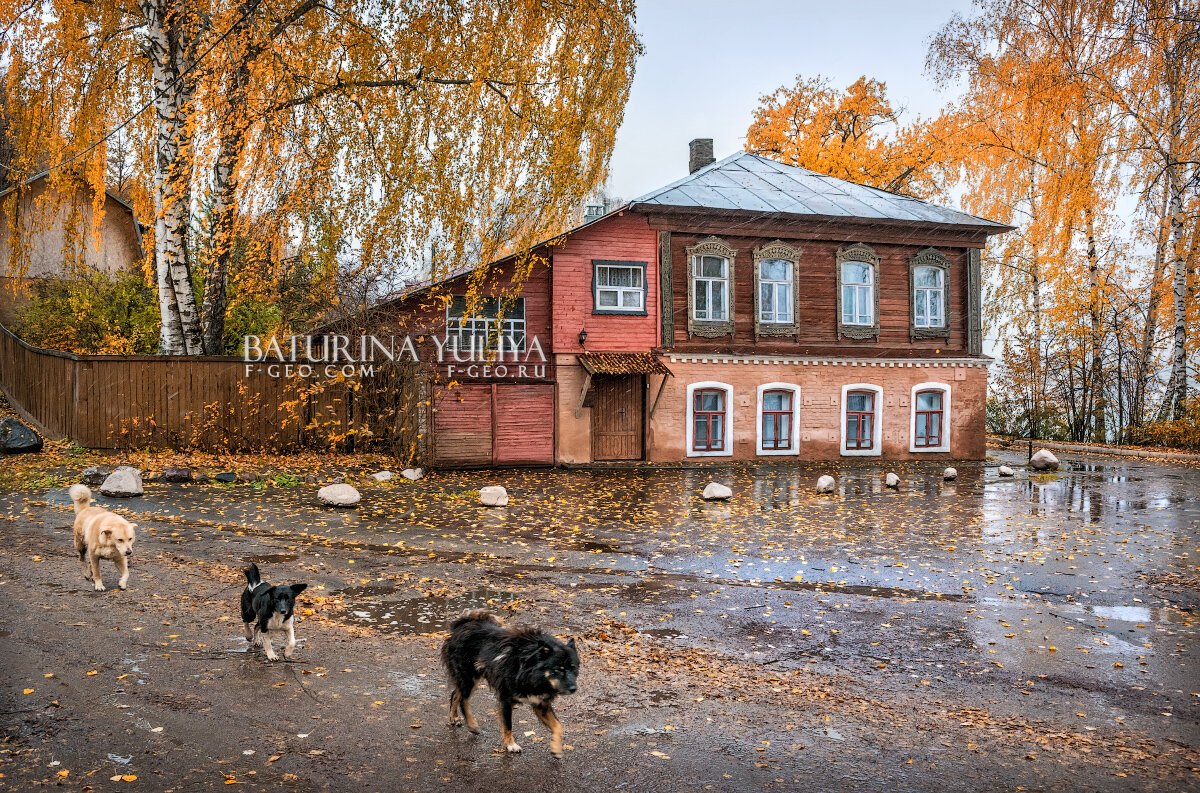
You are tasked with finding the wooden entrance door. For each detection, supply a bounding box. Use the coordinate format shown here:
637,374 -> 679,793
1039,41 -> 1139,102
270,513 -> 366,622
591,375 -> 643,460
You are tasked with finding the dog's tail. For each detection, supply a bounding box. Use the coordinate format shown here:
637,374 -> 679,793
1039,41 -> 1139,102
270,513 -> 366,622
449,609 -> 500,632
68,484 -> 92,514
243,563 -> 262,591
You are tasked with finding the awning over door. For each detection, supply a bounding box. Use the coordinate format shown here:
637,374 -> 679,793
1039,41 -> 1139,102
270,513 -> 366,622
578,352 -> 672,376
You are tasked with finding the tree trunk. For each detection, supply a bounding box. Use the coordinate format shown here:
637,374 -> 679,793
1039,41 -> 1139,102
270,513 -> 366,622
1161,163 -> 1188,420
1135,187 -> 1170,427
199,127 -> 245,355
1085,207 -> 1106,441
142,0 -> 203,356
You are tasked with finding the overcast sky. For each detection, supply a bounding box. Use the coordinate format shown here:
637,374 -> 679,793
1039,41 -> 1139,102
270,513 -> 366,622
608,0 -> 977,199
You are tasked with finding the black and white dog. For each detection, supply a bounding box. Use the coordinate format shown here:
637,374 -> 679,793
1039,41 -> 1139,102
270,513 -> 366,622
441,610 -> 579,756
240,563 -> 307,662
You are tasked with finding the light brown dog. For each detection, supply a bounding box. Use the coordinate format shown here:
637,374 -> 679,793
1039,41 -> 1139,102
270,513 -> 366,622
70,484 -> 136,591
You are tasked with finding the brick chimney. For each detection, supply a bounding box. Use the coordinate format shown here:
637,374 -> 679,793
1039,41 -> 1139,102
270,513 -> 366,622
688,138 -> 714,174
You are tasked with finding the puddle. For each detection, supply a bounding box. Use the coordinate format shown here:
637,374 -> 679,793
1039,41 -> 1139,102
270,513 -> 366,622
339,587 -> 516,635
107,753 -> 133,765
1059,603 -> 1192,626
577,540 -> 621,553
642,628 -> 683,639
243,553 -> 298,564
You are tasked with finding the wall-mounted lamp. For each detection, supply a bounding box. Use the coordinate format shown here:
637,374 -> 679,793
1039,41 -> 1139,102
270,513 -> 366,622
578,328 -> 588,347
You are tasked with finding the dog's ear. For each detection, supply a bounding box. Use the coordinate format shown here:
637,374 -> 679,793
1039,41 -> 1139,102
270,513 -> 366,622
127,523 -> 138,530
101,528 -> 113,537
290,583 -> 308,595
567,637 -> 576,650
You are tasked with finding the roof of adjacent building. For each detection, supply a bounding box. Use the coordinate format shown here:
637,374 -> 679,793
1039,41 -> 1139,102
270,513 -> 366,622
628,151 -> 1011,231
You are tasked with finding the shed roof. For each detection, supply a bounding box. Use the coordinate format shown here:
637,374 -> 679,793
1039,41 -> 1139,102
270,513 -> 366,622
629,151 -> 1011,231
578,351 -> 672,376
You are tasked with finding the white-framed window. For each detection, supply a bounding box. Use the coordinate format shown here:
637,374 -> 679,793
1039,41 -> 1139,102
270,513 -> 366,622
758,259 -> 793,324
692,255 -> 729,321
593,260 -> 646,314
909,382 -> 951,453
446,296 -> 526,355
686,381 -> 733,457
841,261 -> 874,326
756,382 -> 800,456
840,383 -> 883,457
913,266 -> 945,328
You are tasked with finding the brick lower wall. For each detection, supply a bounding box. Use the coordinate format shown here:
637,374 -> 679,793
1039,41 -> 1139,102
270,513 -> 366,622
646,359 -> 987,462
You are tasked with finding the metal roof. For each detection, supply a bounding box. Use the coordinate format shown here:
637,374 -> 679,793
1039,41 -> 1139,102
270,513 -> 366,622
629,151 -> 1010,230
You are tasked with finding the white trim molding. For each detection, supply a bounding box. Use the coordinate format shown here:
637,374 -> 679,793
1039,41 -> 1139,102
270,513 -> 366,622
665,352 -> 991,368
840,383 -> 883,457
755,382 -> 800,456
909,381 -> 951,453
686,381 -> 733,457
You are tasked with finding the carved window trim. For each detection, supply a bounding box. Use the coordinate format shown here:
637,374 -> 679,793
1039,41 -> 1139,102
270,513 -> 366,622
686,237 -> 736,338
752,240 -> 801,340
835,243 -> 880,341
909,247 -> 951,342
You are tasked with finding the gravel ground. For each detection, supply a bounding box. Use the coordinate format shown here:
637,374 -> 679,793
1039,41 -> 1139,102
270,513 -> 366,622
1,449 -> 1197,792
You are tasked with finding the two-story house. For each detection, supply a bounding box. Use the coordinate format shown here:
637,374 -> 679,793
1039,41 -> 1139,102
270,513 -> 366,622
363,140 -> 1011,467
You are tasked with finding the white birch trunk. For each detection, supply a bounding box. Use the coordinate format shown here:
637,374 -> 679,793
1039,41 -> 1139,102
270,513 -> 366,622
142,0 -> 204,356
1162,163 -> 1188,419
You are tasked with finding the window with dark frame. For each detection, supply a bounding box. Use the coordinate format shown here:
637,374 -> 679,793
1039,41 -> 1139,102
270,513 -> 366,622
761,389 -> 793,450
845,390 -> 875,450
914,390 -> 944,448
692,388 -> 726,452
446,296 -> 526,354
593,261 -> 646,313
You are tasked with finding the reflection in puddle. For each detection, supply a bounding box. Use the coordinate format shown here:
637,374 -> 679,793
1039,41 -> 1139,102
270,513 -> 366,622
243,553 -> 298,564
340,587 -> 516,634
1064,603 -> 1191,625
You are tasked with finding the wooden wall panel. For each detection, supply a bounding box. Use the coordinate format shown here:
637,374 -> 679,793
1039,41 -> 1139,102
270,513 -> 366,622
551,212 -> 659,355
433,384 -> 493,466
493,384 -> 554,465
668,232 -> 974,358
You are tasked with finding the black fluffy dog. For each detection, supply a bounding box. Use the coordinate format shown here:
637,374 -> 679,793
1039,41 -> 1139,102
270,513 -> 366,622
441,610 -> 579,756
240,563 -> 307,662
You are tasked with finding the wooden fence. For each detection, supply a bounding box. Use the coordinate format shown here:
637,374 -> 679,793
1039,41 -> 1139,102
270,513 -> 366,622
0,323 -> 427,455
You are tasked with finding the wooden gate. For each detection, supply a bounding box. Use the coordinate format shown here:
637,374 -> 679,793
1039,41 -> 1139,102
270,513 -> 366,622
591,375 -> 644,460
433,383 -> 554,467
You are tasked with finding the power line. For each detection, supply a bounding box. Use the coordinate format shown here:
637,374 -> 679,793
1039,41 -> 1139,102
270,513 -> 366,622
6,0 -> 264,179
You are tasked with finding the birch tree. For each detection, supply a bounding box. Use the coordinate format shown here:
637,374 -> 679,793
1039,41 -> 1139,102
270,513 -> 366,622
0,0 -> 641,354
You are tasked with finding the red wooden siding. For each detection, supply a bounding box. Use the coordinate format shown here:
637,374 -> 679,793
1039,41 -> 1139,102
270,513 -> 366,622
668,231 -> 971,357
433,383 -> 554,467
551,212 -> 659,354
493,385 -> 555,464
433,385 -> 493,466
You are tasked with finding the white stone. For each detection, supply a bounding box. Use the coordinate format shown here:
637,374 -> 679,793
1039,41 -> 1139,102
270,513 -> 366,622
701,482 -> 732,500
998,465 -> 1015,477
318,483 -> 361,507
943,467 -> 958,480
885,472 -> 900,488
99,466 -> 143,498
480,485 -> 509,507
1029,449 -> 1059,470
815,475 -> 836,494
371,471 -> 394,482
401,468 -> 424,481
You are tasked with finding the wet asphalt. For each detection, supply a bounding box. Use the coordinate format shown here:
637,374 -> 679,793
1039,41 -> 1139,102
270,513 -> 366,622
0,449 -> 1197,792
